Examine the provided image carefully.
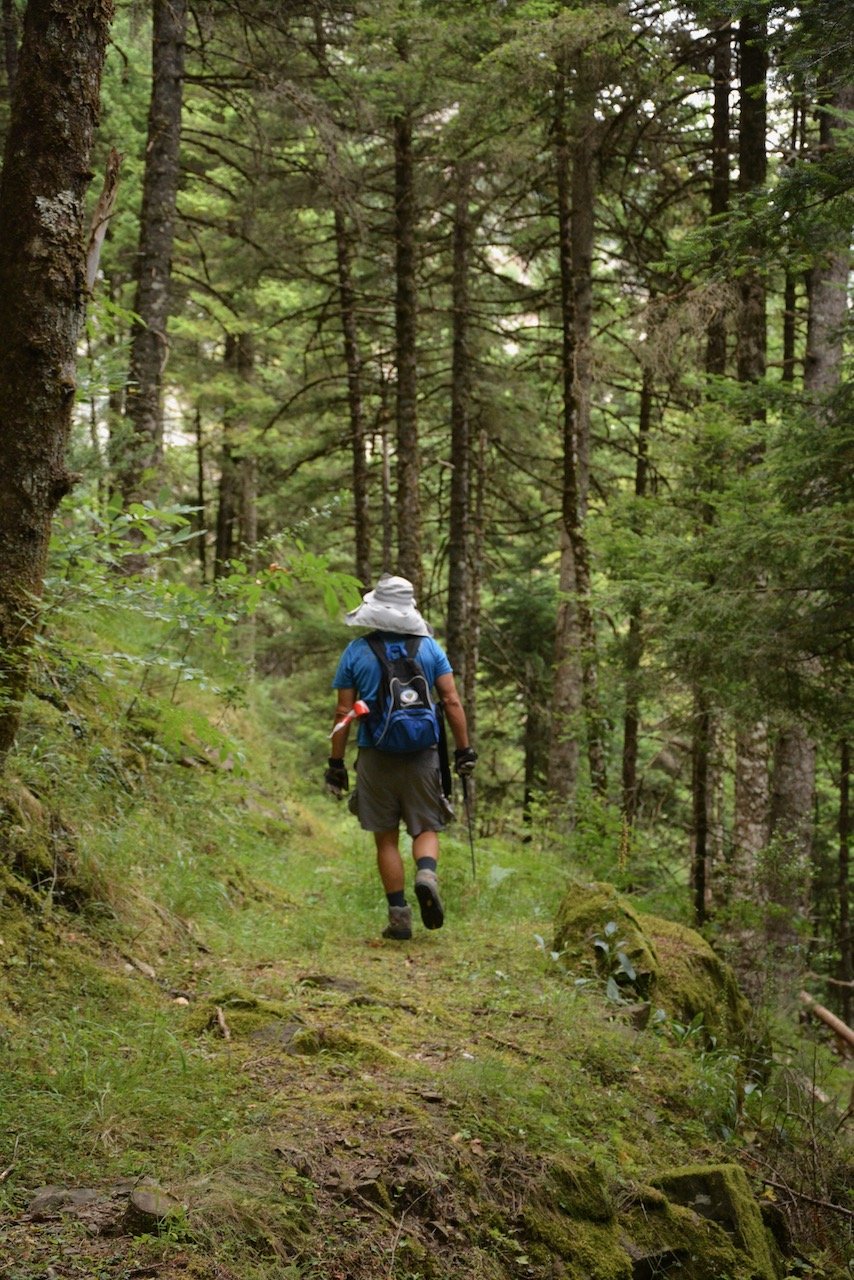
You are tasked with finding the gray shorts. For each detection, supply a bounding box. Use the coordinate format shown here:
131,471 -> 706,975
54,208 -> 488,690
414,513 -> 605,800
350,747 -> 454,837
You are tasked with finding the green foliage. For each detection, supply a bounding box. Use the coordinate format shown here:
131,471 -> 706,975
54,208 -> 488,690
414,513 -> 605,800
1,582 -> 851,1276
36,497 -> 360,715
593,919 -> 639,1003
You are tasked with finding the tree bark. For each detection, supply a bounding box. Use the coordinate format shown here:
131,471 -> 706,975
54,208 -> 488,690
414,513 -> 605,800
803,82 -> 854,395
706,19 -> 731,376
377,380 -> 394,573
621,367 -> 652,823
690,19 -> 730,907
839,739 -> 851,1025
195,406 -> 207,582
334,208 -> 371,587
691,694 -> 711,926
731,8 -> 770,889
0,0 -> 114,758
735,8 -> 767,395
781,98 -> 804,384
770,81 -> 854,894
466,424 -> 486,742
769,725 -> 816,891
731,721 -> 770,896
214,332 -> 254,579
523,692 -> 547,828
121,0 -> 187,504
393,108 -> 422,596
2,0 -> 19,98
548,65 -> 607,809
446,162 -> 473,696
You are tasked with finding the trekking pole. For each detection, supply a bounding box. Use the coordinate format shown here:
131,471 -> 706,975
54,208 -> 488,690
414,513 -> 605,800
461,774 -> 476,881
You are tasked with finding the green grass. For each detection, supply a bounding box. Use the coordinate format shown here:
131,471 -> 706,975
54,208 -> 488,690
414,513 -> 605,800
1,631 -> 850,1279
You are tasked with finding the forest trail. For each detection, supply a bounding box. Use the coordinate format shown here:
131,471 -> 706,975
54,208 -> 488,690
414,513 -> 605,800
1,781 -> 807,1280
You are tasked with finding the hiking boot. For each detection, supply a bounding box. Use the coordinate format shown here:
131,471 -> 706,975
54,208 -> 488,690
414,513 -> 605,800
414,868 -> 444,931
382,904 -> 412,940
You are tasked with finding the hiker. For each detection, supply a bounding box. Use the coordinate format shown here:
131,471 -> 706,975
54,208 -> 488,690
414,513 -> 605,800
324,573 -> 476,940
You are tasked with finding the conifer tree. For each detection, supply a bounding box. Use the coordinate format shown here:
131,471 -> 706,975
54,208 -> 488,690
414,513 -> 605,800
0,0 -> 114,758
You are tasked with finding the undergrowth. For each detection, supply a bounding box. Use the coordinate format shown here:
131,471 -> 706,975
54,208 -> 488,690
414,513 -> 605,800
0,594 -> 851,1279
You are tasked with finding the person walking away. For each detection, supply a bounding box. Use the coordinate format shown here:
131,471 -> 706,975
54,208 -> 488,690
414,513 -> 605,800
324,574 -> 476,940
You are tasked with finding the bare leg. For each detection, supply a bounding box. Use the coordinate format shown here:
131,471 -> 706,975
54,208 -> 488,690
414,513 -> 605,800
412,830 -> 439,866
374,830 -> 405,894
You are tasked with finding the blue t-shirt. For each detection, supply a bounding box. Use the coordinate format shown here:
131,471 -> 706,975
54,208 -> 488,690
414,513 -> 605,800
333,632 -> 453,747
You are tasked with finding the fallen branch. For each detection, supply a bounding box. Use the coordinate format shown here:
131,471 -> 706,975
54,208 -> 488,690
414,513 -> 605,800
214,1006 -> 231,1040
761,1178 -> 854,1221
483,1031 -> 543,1060
0,1136 -> 20,1182
799,991 -> 854,1051
806,972 -> 854,991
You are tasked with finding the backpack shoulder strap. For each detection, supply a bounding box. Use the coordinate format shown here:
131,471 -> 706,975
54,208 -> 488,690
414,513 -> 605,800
405,636 -> 423,664
365,632 -> 390,670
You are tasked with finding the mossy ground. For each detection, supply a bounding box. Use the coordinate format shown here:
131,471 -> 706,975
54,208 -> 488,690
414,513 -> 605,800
0,645 -> 850,1279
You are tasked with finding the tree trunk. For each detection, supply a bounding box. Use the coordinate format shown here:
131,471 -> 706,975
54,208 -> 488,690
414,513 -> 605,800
121,0 -> 187,504
334,208 -> 371,587
769,725 -> 816,907
393,108 -> 422,596
770,80 -> 854,893
839,739 -> 851,1025
803,82 -> 854,396
2,0 -> 19,98
195,406 -> 207,582
691,693 -> 711,926
621,368 -> 652,822
213,438 -> 239,579
548,66 -> 606,810
214,332 -> 254,579
237,446 -> 257,667
782,269 -> 797,383
523,692 -> 547,829
446,162 -> 473,694
378,381 -> 394,572
731,722 -> 770,896
731,9 -> 770,889
781,98 -> 804,384
0,0 -> 113,759
466,425 -> 487,742
706,20 -> 731,375
735,8 -> 767,395
689,20 -> 730,907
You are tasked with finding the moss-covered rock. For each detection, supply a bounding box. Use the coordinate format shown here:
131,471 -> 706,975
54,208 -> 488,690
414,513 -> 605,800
0,779 -> 103,911
653,1164 -> 781,1280
641,915 -> 751,1046
553,880 -> 749,1045
554,882 -> 658,999
186,988 -> 299,1037
521,1154 -> 777,1280
521,1205 -> 632,1280
547,1155 -> 614,1224
521,1156 -> 626,1279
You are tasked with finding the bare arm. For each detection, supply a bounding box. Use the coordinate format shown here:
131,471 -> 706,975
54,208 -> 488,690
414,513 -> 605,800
330,687 -> 356,758
435,673 -> 469,749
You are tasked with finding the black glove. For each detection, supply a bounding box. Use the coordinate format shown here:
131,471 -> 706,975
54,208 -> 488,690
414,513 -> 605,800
454,747 -> 477,778
324,757 -> 348,797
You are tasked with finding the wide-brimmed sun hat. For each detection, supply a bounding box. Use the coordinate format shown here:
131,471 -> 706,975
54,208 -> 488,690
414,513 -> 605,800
344,573 -> 433,636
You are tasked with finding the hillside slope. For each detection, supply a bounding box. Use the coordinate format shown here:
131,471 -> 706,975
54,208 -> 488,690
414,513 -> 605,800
0,667 -> 849,1279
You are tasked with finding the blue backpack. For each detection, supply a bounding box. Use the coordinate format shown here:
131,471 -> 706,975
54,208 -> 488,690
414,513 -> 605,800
365,633 -> 439,753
